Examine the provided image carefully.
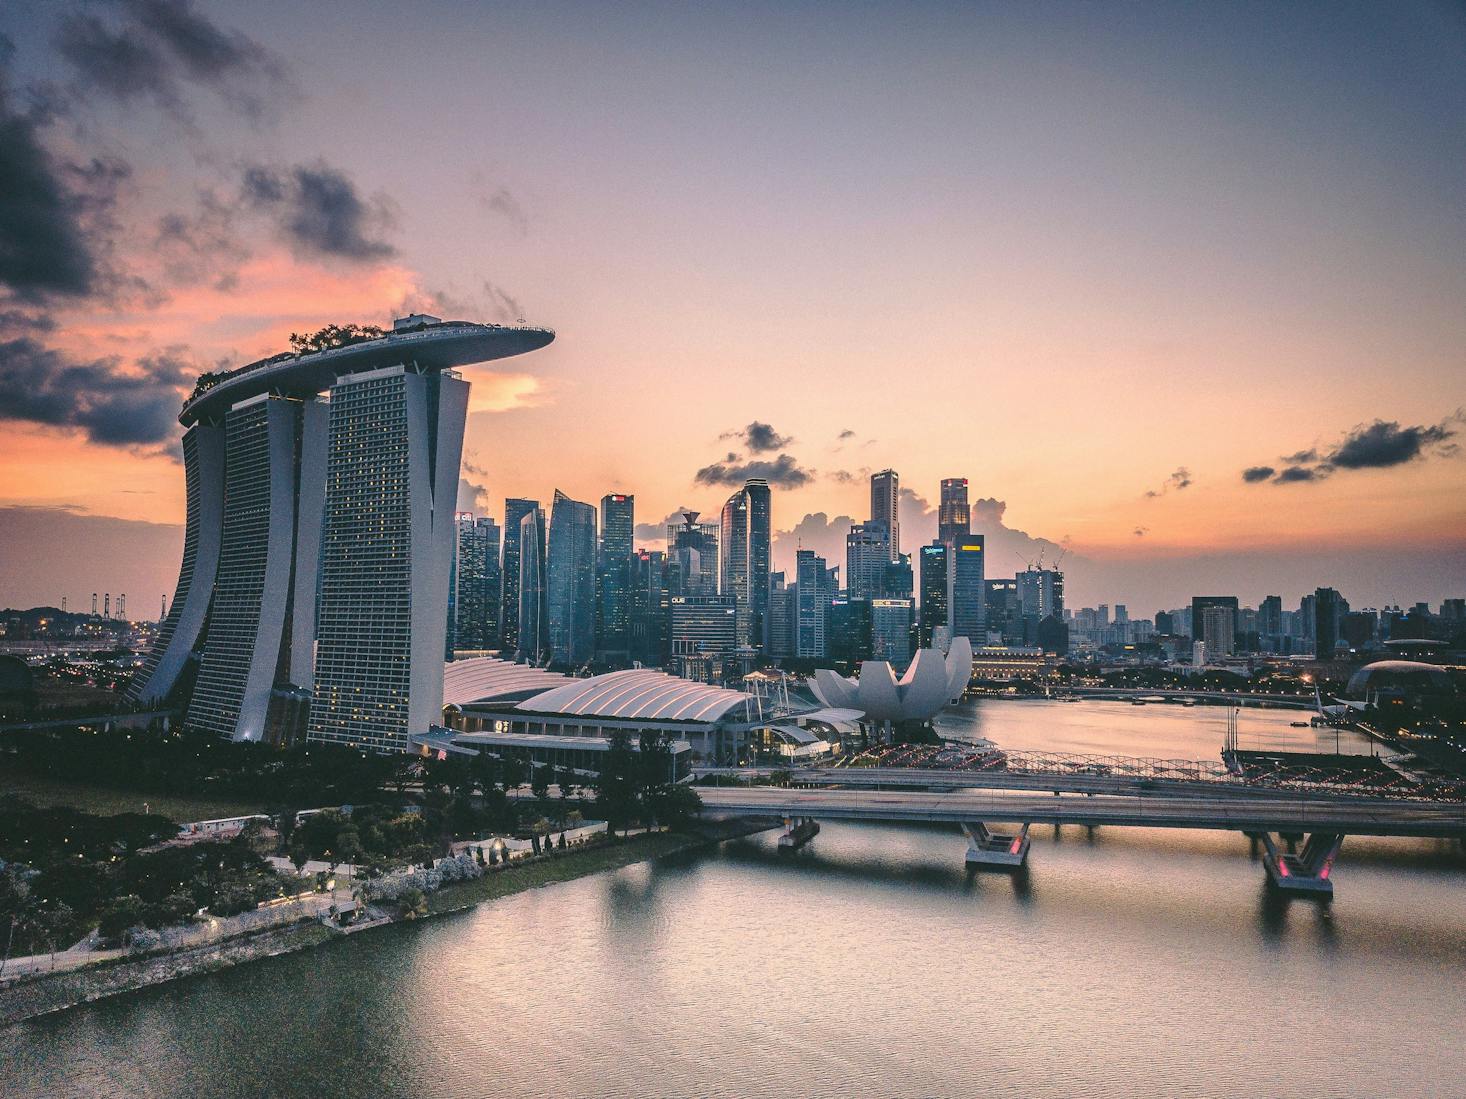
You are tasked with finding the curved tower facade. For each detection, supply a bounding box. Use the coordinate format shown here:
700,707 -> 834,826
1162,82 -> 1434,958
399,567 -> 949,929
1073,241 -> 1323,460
127,422 -> 225,705
129,316 -> 555,749
187,395 -> 326,741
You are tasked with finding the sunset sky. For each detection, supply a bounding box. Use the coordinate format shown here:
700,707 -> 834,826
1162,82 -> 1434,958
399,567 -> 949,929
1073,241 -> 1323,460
1,0 -> 1463,613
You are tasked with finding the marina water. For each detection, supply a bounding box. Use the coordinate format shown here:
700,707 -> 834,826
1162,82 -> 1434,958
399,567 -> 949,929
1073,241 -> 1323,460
5,700 -> 1464,1098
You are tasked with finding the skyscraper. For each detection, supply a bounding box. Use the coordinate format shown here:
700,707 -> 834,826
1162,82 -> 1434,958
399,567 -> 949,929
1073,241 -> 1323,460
938,477 -> 970,545
1017,566 -> 1065,621
719,479 -> 770,647
597,493 -> 634,662
128,316 -> 555,750
826,596 -> 872,666
308,365 -> 468,752
918,542 -> 949,647
1201,604 -> 1236,657
883,553 -> 914,602
517,506 -> 549,663
1259,595 -> 1283,640
795,548 -> 830,657
948,534 -> 986,641
1190,596 -> 1239,645
127,422 -> 224,705
667,595 -> 750,684
667,512 -> 720,597
629,549 -> 669,666
747,479 -> 772,645
547,490 -> 597,667
871,598 -> 915,669
845,521 -> 890,600
718,480 -> 774,650
985,578 -> 1020,640
501,497 -> 539,650
1314,587 -> 1346,661
452,513 -> 502,653
870,469 -> 900,561
767,571 -> 796,659
187,394 -> 327,742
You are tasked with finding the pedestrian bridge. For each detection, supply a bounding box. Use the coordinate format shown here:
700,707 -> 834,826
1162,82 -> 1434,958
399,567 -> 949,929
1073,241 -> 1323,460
693,779 -> 1466,897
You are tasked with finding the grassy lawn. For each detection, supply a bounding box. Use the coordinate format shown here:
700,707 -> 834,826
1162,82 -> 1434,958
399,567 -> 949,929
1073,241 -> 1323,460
425,831 -> 702,916
0,772 -> 263,823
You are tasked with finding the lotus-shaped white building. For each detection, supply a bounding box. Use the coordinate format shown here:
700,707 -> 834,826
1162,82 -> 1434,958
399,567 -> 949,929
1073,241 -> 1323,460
809,636 -> 972,724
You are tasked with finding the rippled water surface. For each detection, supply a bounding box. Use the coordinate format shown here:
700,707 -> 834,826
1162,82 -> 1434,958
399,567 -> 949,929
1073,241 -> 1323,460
5,700 -> 1464,1099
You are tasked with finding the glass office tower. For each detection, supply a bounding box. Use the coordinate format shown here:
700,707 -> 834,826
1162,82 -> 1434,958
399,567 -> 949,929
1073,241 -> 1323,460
548,490 -> 597,667
597,493 -> 634,662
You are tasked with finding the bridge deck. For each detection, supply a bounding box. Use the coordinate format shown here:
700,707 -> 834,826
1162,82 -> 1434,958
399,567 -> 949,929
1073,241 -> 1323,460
695,786 -> 1466,839
823,743 -> 1463,800
0,709 -> 173,734
696,761 -> 1463,804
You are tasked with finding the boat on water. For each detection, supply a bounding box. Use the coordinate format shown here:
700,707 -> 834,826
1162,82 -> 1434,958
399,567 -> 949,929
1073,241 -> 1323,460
1289,720 -> 1310,728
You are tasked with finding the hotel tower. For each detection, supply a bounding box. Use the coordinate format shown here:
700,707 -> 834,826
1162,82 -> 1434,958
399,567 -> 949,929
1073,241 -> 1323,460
129,315 -> 554,751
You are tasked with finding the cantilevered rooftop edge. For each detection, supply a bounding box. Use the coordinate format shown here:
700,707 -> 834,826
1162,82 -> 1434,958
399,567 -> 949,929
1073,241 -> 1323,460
179,319 -> 556,426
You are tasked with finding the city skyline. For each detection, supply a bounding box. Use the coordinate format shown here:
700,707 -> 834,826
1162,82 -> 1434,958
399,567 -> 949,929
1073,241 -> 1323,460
2,2 -> 1465,612
3,8 -> 1465,1092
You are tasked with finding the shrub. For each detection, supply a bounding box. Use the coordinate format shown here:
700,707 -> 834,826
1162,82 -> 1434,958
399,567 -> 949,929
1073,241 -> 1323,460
98,895 -> 146,944
434,853 -> 483,885
209,883 -> 260,918
124,926 -> 163,953
397,888 -> 427,920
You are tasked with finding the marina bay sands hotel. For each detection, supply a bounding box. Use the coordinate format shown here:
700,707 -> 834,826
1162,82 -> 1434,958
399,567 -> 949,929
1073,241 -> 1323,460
127,316 -> 555,751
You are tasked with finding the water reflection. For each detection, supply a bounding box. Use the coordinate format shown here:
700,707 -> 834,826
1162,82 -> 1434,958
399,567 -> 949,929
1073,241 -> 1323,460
4,700 -> 1465,1099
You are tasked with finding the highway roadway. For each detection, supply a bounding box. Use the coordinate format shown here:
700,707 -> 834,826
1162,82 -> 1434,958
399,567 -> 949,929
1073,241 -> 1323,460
693,763 -> 1455,804
695,785 -> 1466,838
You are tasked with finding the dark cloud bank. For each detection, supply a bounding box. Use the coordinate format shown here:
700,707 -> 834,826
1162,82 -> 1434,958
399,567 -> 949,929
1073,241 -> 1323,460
0,4 -> 402,450
1241,415 -> 1461,486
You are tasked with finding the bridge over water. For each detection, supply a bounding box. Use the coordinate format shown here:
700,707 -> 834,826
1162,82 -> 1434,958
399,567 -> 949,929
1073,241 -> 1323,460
693,760 -> 1466,896
0,709 -> 173,735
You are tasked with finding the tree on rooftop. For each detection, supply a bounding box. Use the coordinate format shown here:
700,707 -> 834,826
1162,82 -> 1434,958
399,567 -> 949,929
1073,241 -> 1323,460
288,323 -> 386,355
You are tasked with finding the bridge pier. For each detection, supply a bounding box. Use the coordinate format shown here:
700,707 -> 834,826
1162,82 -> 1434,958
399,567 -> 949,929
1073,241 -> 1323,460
778,817 -> 820,850
962,822 -> 1031,868
1255,832 -> 1344,895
